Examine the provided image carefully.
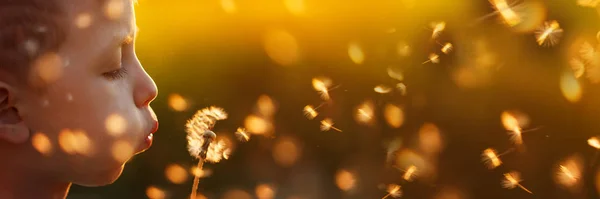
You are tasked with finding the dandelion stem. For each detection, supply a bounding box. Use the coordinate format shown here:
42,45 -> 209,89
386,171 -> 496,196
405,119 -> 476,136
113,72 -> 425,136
517,184 -> 532,194
190,159 -> 205,199
381,193 -> 391,199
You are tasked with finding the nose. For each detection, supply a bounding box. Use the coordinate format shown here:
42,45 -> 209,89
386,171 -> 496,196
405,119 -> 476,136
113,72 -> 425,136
133,62 -> 158,108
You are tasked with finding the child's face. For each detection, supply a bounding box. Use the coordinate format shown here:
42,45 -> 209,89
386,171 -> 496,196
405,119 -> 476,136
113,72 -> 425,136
11,0 -> 157,186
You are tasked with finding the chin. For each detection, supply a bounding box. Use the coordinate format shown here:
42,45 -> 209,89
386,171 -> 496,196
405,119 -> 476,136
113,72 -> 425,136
72,164 -> 125,187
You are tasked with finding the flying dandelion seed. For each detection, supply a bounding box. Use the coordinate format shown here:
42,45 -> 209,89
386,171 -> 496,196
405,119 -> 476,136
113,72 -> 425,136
348,41 -> 365,64
402,165 -> 417,181
386,138 -> 403,164
430,22 -> 446,39
387,67 -> 404,81
235,127 -> 250,142
535,20 -> 563,47
303,105 -> 319,120
355,100 -> 375,125
312,77 -> 333,100
374,85 -> 393,94
570,58 -> 586,78
490,0 -> 522,26
502,171 -> 533,194
589,137 -> 600,149
397,42 -> 411,57
501,111 -> 530,145
423,53 -> 440,64
396,83 -> 407,96
555,160 -> 581,188
185,107 -> 228,199
382,184 -> 402,199
441,43 -> 453,54
577,0 -> 600,7
579,41 -> 598,62
482,148 -> 503,169
321,118 -> 342,132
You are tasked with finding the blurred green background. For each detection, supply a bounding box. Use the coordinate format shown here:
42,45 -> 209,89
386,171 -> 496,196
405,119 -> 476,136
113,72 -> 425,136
67,0 -> 600,198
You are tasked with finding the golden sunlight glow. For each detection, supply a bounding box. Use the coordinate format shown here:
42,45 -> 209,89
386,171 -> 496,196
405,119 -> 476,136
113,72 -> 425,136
112,140 -> 134,162
284,0 -> 306,16
255,184 -> 276,199
106,114 -> 127,136
257,95 -> 277,117
58,129 -> 90,155
222,189 -> 252,199
560,71 -> 583,103
104,0 -> 125,20
264,29 -> 300,66
335,169 -> 357,191
384,104 -> 404,128
244,115 -> 273,135
146,186 -> 166,199
75,13 -> 93,29
418,123 -> 442,155
165,164 -> 189,184
348,41 -> 365,64
220,0 -> 237,14
168,93 -> 190,112
32,132 -> 52,156
31,53 -> 63,86
578,0 -> 600,7
273,137 -> 300,167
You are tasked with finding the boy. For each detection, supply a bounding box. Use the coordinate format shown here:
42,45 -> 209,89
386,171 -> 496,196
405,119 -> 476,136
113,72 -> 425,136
0,0 -> 158,198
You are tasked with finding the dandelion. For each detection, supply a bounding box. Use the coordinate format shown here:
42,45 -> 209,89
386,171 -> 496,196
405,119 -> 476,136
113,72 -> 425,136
481,148 -> 503,169
402,165 -> 417,181
312,77 -> 333,100
535,20 -> 563,47
235,127 -> 250,142
441,42 -> 453,54
320,118 -> 342,132
502,171 -> 532,194
430,22 -> 446,39
303,105 -> 319,120
185,107 -> 228,199
423,53 -> 440,64
382,184 -> 402,199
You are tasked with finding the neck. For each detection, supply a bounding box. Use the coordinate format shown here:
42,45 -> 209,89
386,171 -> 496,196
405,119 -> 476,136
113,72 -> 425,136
0,160 -> 71,199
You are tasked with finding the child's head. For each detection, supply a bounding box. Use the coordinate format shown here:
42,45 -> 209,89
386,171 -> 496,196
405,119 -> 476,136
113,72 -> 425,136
0,0 -> 157,186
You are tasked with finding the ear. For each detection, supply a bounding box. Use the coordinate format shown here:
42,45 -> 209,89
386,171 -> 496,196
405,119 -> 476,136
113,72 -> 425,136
0,83 -> 29,144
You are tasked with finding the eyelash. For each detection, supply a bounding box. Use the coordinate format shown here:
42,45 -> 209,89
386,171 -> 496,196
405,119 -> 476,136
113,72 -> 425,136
102,66 -> 127,80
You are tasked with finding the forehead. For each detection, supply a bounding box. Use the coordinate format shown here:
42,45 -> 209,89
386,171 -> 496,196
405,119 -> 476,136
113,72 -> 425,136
59,0 -> 135,52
